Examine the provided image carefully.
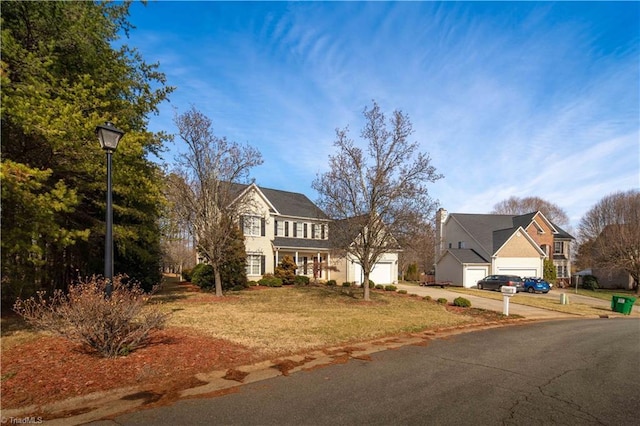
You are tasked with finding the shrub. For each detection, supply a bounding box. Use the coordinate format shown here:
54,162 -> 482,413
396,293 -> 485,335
405,263 -> 420,281
342,282 -> 351,287
398,289 -> 408,295
248,280 -> 258,286
375,284 -> 384,290
437,298 -> 448,304
453,297 -> 472,308
582,275 -> 599,291
13,275 -> 169,358
258,274 -> 283,287
423,295 -> 432,301
367,279 -> 375,288
230,285 -> 246,292
181,268 -> 193,283
326,280 -> 337,287
294,275 -> 310,286
191,263 -> 215,289
275,255 -> 297,285
543,259 -> 557,282
384,285 -> 397,292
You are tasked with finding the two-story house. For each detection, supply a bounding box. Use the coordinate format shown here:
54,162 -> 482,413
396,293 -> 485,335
231,183 -> 399,284
435,208 -> 574,287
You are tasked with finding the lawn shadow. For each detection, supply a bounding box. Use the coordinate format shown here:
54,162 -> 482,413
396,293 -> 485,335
150,278 -> 202,304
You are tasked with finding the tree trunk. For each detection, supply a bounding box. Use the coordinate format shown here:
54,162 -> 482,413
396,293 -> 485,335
214,267 -> 223,297
363,274 -> 370,301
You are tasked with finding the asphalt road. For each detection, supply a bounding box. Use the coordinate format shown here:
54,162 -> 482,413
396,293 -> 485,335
93,318 -> 640,425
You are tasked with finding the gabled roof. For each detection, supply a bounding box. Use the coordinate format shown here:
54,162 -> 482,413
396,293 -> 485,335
494,226 -> 547,257
447,211 -> 572,256
230,183 -> 329,220
448,213 -> 515,255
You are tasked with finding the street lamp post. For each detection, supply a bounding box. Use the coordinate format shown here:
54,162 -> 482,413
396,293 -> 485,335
96,122 -> 125,297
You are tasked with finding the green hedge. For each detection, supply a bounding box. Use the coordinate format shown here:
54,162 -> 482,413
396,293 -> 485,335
453,297 -> 471,308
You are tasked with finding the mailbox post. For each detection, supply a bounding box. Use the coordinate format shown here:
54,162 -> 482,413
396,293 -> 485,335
501,285 -> 517,316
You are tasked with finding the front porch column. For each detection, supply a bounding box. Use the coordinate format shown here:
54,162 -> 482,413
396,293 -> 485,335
295,251 -> 299,275
327,253 -> 331,281
275,249 -> 279,267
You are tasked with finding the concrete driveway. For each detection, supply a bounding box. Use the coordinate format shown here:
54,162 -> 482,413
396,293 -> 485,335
395,283 -> 580,320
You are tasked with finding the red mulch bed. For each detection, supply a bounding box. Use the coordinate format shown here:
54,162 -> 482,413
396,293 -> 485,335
0,328 -> 258,409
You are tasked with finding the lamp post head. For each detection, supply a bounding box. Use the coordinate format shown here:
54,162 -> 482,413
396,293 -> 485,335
96,122 -> 125,152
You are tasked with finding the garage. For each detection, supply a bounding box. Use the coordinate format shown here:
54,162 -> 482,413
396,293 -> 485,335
354,262 -> 394,285
464,267 -> 489,288
497,268 -> 538,278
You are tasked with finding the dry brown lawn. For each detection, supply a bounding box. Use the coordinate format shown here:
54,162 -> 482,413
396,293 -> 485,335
152,282 -> 482,358
1,278 -> 512,409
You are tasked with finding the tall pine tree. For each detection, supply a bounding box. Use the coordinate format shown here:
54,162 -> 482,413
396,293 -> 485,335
1,1 -> 173,304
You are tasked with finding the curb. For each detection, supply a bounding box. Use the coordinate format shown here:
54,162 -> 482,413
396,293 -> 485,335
2,318 -> 558,425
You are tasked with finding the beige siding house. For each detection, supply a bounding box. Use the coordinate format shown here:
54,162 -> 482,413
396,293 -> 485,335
232,184 -> 399,284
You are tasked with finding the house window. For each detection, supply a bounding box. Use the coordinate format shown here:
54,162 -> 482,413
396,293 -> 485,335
276,220 -> 289,237
246,255 -> 263,275
298,256 -> 309,275
556,265 -> 568,278
243,216 -> 261,237
554,242 -> 563,254
313,224 -> 322,239
322,224 -> 327,240
295,222 -> 304,238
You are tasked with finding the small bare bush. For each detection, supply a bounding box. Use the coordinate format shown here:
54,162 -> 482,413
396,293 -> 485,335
13,275 -> 169,357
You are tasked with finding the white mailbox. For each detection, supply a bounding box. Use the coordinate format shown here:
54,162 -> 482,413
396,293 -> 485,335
501,285 -> 516,316
501,285 -> 517,295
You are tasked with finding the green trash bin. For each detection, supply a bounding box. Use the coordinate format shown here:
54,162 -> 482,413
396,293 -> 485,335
611,295 -> 637,315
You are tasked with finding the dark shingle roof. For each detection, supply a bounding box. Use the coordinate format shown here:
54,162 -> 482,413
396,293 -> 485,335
451,213 -> 515,254
447,248 -> 488,264
258,187 -> 328,220
493,228 -> 518,253
230,183 -> 328,220
450,211 -> 575,256
272,237 -> 332,250
552,223 -> 575,240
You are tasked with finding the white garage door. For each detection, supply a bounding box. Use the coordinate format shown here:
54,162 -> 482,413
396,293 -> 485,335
464,267 -> 488,288
497,268 -> 538,278
354,262 -> 394,285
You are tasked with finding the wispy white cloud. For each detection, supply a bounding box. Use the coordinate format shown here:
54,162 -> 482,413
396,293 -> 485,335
126,1 -> 638,226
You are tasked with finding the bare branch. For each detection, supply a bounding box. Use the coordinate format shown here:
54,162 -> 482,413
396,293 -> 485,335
313,101 -> 443,300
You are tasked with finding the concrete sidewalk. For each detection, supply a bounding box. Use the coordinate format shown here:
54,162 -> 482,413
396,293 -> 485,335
396,283 -> 640,318
395,283 -> 576,320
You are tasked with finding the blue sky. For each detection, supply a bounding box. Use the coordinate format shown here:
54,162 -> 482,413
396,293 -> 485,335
124,1 -> 639,229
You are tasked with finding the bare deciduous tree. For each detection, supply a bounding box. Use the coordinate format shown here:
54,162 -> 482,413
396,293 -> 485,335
578,189 -> 640,293
313,101 -> 442,301
492,196 -> 570,226
169,107 -> 263,296
398,221 -> 437,280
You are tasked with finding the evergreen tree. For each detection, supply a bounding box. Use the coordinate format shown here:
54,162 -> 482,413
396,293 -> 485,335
219,223 -> 248,290
275,256 -> 297,285
1,1 -> 173,302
